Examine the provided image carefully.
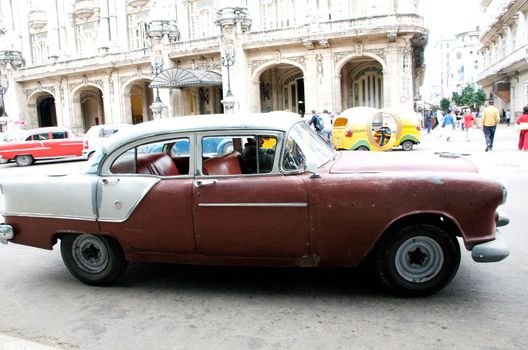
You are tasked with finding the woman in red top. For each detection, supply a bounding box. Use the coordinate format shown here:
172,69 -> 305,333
516,106 -> 528,151
463,109 -> 475,142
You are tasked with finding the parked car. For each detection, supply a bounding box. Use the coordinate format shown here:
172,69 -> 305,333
333,107 -> 421,151
0,113 -> 509,296
82,124 -> 131,160
0,127 -> 84,166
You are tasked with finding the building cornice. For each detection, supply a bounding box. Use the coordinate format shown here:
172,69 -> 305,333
480,0 -> 528,45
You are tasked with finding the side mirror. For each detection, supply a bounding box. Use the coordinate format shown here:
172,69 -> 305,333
305,162 -> 321,179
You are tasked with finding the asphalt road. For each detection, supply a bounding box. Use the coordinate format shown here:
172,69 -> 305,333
0,125 -> 526,350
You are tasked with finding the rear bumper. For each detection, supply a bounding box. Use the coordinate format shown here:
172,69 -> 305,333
471,231 -> 510,263
0,224 -> 14,244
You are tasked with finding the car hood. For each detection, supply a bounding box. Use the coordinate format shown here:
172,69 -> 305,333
330,151 -> 479,174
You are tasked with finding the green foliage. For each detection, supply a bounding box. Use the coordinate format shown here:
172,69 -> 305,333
440,98 -> 451,111
452,92 -> 462,106
475,88 -> 486,108
451,84 -> 486,110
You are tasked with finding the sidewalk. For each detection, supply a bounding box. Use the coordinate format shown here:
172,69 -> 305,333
0,334 -> 60,350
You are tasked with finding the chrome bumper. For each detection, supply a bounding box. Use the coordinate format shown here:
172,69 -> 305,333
471,231 -> 510,263
0,224 -> 14,244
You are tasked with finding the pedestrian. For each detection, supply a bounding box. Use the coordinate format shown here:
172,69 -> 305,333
435,109 -> 444,130
463,109 -> 475,142
321,109 -> 334,147
515,106 -> 528,151
441,109 -> 456,142
482,100 -> 500,152
505,109 -> 512,126
425,111 -> 432,134
307,109 -> 326,140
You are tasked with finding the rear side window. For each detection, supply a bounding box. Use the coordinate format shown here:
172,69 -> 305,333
52,131 -> 68,139
110,138 -> 190,176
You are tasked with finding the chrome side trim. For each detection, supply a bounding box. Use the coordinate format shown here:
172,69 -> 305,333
2,212 -> 96,222
198,202 -> 308,207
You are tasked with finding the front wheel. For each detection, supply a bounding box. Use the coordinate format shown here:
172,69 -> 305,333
15,154 -> 34,166
374,224 -> 460,297
60,234 -> 128,286
356,146 -> 369,151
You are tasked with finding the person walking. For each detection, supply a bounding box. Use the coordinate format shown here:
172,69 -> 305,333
425,111 -> 432,134
506,109 -> 512,126
516,106 -> 528,151
482,100 -> 500,152
321,109 -> 334,148
463,109 -> 475,142
441,109 -> 456,142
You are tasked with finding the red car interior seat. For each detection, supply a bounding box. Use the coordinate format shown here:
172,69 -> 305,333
202,151 -> 242,175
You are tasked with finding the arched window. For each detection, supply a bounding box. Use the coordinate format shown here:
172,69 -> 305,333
259,0 -> 295,30
76,22 -> 96,57
189,0 -> 214,39
128,11 -> 150,49
30,32 -> 48,65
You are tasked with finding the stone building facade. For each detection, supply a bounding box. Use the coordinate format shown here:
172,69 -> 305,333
477,0 -> 528,117
430,29 -> 482,103
0,0 -> 427,134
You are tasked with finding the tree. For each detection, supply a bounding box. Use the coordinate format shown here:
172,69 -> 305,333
451,84 -> 486,110
475,88 -> 486,109
440,97 -> 451,111
452,92 -> 462,106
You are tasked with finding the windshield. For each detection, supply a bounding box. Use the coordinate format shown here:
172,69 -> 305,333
285,122 -> 336,168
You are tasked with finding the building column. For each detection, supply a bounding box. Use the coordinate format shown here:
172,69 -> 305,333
216,6 -> 252,113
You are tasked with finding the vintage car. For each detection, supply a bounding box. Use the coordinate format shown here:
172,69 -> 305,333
0,127 -> 84,166
82,124 -> 131,160
333,107 -> 421,151
0,113 -> 510,296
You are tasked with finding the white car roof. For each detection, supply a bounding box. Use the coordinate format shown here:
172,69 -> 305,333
104,112 -> 302,154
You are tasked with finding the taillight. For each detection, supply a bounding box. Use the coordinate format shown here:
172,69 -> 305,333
345,129 -> 353,137
83,140 -> 88,149
416,125 -> 421,131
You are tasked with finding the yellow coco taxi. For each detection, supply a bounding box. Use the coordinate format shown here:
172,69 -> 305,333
332,107 -> 421,151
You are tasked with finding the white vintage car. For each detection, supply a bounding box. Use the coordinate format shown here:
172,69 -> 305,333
0,112 -> 510,296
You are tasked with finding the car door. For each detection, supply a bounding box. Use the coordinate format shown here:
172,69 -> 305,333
96,135 -> 196,255
192,133 -> 310,258
44,130 -> 83,157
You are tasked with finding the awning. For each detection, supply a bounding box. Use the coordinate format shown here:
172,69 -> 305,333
150,68 -> 222,88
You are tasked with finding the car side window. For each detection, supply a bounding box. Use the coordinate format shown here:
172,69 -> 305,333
201,135 -> 277,176
29,133 -> 49,141
52,131 -> 67,139
110,137 -> 190,176
282,135 -> 305,171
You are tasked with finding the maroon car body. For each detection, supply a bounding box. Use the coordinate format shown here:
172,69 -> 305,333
0,113 -> 510,296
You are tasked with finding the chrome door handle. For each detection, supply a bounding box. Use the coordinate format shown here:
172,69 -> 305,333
102,178 -> 120,185
194,179 -> 217,188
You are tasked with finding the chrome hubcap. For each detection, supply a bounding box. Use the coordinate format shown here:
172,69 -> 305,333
395,236 -> 444,283
72,235 -> 109,273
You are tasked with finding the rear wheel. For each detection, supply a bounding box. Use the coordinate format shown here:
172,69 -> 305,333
60,234 -> 128,286
15,154 -> 34,167
356,146 -> 369,151
401,140 -> 414,151
374,224 -> 460,296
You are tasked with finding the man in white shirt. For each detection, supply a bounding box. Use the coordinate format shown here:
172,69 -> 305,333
321,109 -> 334,148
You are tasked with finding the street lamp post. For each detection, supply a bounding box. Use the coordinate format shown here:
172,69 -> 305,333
221,47 -> 235,98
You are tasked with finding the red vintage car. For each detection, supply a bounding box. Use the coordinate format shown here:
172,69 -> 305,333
0,127 -> 84,166
0,113 -> 510,296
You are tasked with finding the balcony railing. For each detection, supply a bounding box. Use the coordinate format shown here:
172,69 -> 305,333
16,48 -> 150,81
477,44 -> 528,82
167,37 -> 220,57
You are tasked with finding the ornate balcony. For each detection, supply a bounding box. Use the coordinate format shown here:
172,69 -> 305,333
28,10 -> 47,30
73,0 -> 96,20
127,0 -> 150,9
